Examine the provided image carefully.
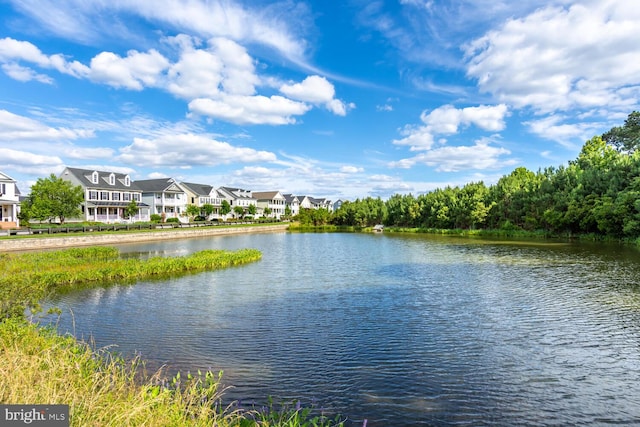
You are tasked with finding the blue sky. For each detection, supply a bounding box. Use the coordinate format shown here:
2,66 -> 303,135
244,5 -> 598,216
1,0 -> 639,201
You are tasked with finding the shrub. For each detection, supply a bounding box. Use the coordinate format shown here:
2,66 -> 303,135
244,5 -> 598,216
150,214 -> 162,223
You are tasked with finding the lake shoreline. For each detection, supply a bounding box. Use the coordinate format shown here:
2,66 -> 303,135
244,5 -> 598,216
0,223 -> 289,252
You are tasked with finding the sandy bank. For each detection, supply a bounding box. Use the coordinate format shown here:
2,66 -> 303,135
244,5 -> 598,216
0,224 -> 290,252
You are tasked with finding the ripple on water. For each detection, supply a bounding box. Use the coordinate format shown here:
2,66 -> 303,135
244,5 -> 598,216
42,233 -> 640,426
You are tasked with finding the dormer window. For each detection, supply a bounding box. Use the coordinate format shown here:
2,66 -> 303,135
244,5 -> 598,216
109,173 -> 115,186
92,171 -> 99,184
124,175 -> 130,187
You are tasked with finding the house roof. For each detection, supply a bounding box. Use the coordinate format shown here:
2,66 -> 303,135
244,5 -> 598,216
62,167 -> 140,191
0,171 -> 16,182
219,186 -> 254,199
134,178 -> 184,193
181,182 -> 215,196
252,191 -> 283,200
283,194 -> 300,203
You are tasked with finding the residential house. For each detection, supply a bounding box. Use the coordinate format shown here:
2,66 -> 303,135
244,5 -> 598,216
252,191 -> 286,219
135,178 -> 188,222
333,199 -> 345,211
181,182 -> 223,220
298,196 -> 333,212
60,167 -> 150,223
217,187 -> 256,218
283,194 -> 300,217
0,171 -> 21,229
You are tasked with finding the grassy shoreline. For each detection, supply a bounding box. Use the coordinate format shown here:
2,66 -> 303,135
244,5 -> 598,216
0,246 -> 346,426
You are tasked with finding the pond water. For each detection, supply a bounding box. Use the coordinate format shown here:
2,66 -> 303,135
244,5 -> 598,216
41,232 -> 640,426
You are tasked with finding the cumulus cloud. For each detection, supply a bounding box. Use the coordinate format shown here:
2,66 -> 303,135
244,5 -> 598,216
340,165 -> 364,173
1,63 -> 53,84
391,137 -> 515,172
166,36 -> 259,99
0,147 -> 63,167
188,95 -> 311,125
464,1 -> 640,114
393,104 -> 509,151
0,34 -> 352,125
118,133 -> 277,167
524,115 -> 605,149
89,49 -> 169,90
280,75 -> 334,103
0,37 -> 89,79
280,75 -> 353,116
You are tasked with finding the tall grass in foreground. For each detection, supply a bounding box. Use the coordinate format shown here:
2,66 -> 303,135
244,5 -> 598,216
0,318 -> 244,426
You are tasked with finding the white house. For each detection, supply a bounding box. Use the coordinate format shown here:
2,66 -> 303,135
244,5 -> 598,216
283,194 -> 300,217
0,171 -> 21,229
298,195 -> 333,212
181,182 -> 224,220
135,178 -> 188,222
60,167 -> 150,223
217,187 -> 256,218
252,191 -> 286,219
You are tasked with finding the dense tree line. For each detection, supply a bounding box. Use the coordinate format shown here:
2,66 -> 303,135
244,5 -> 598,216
320,112 -> 640,240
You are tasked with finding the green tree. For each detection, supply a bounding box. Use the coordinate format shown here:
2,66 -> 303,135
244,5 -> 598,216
202,203 -> 215,219
185,204 -> 200,221
247,204 -> 257,217
602,111 -> 640,153
123,199 -> 139,220
233,205 -> 245,219
25,174 -> 84,224
263,206 -> 272,218
220,200 -> 231,220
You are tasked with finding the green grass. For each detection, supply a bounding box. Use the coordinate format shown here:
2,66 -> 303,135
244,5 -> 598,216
0,317 -> 244,426
0,246 -> 262,318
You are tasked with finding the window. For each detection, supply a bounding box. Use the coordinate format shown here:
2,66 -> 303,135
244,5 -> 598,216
109,173 -> 115,186
92,171 -> 99,184
89,191 -> 98,200
100,192 -> 109,200
124,175 -> 130,186
112,192 -> 121,201
0,183 -> 5,194
132,193 -> 141,201
123,193 -> 131,201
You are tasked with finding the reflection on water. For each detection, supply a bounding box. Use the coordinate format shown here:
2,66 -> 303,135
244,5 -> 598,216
41,232 -> 640,426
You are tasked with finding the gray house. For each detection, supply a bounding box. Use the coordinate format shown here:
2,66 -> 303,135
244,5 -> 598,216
60,167 -> 149,223
135,178 -> 188,222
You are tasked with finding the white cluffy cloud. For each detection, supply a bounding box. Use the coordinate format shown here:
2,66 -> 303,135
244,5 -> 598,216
391,137 -> 516,172
464,0 -> 640,114
280,76 -> 354,116
391,104 -> 512,172
117,133 -> 277,167
0,35 -> 352,126
393,104 -> 509,151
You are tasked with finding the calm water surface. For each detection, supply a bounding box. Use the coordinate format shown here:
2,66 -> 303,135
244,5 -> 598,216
41,232 -> 640,426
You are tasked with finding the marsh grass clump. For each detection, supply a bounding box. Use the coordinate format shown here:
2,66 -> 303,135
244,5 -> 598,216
0,246 -> 262,318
